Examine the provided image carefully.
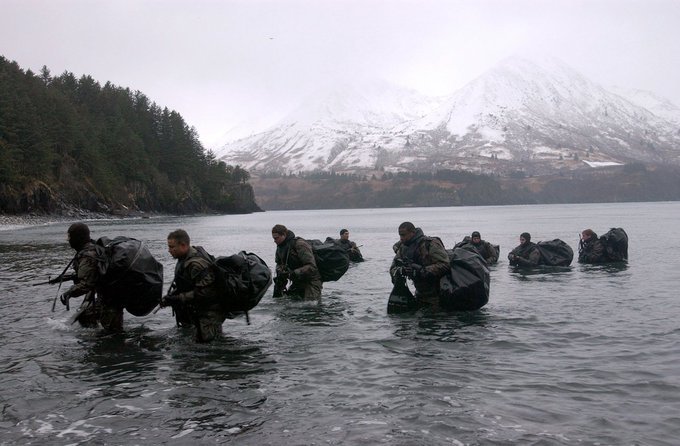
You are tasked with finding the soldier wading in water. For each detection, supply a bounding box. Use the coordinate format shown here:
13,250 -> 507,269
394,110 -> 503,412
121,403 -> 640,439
161,229 -> 228,343
59,223 -> 124,332
272,224 -> 323,299
389,222 -> 450,309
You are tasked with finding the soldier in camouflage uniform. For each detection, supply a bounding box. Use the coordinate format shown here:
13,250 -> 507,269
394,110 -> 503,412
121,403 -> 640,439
272,224 -> 323,299
162,229 -> 226,343
389,222 -> 450,308
339,228 -> 364,262
466,231 -> 498,265
578,229 -> 606,263
59,223 -> 124,332
508,232 -> 542,267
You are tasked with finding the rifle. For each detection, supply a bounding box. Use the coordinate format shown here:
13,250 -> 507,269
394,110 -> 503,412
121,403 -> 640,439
153,281 -> 177,314
387,259 -> 417,314
33,273 -> 78,287
37,255 -> 78,312
68,291 -> 96,325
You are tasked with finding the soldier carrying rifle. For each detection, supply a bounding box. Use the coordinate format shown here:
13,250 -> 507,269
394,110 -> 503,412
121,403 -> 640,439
53,223 -> 124,331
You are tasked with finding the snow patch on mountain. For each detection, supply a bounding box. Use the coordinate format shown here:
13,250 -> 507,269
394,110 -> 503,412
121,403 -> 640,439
609,86 -> 680,126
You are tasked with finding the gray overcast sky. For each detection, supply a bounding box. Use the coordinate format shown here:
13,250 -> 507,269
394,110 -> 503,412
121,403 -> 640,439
2,0 -> 680,147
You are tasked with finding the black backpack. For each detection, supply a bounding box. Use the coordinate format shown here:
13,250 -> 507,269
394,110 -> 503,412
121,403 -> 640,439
305,238 -> 350,282
439,248 -> 490,311
600,228 -> 628,261
94,236 -> 164,317
536,239 -> 574,266
195,247 -> 272,322
325,236 -> 364,262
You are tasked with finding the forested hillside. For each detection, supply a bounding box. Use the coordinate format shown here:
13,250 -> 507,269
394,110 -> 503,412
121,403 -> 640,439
0,56 -> 260,215
251,165 -> 680,210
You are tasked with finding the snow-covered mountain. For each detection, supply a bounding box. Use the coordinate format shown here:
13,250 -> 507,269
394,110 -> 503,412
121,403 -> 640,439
214,79 -> 441,172
217,57 -> 680,174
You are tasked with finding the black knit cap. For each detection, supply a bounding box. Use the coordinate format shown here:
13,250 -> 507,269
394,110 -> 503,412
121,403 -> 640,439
68,222 -> 91,250
471,231 -> 481,238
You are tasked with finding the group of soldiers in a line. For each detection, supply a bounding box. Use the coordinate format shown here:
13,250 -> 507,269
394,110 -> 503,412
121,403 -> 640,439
58,224 -> 226,342
388,224 -> 623,308
56,222 -> 614,343
58,223 -> 364,343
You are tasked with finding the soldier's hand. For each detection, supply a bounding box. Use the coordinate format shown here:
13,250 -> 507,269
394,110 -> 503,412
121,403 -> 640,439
59,290 -> 72,306
391,271 -> 402,284
160,294 -> 182,308
403,264 -> 423,279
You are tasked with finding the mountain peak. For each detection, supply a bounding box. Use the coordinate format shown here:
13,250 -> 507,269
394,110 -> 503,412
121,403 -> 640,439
218,56 -> 680,173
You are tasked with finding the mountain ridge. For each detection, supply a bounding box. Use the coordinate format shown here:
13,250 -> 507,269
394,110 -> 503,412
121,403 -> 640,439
217,56 -> 680,174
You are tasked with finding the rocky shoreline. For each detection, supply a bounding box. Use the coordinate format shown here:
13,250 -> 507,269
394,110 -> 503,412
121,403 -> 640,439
0,209 -> 152,230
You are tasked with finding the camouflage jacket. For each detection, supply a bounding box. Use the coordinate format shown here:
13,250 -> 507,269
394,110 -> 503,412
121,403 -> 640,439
470,240 -> 498,264
275,232 -> 321,283
67,241 -> 99,298
173,246 -> 220,309
390,228 -> 450,296
508,242 -> 541,267
339,239 -> 363,261
578,238 -> 606,263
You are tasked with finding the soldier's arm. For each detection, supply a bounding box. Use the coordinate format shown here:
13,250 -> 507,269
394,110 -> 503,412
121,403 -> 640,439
513,247 -> 541,267
66,256 -> 98,297
527,247 -> 542,266
178,260 -> 215,302
292,240 -> 318,278
425,242 -> 450,278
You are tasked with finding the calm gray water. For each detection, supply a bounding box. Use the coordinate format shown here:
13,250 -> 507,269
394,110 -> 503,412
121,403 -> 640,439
1,202 -> 679,445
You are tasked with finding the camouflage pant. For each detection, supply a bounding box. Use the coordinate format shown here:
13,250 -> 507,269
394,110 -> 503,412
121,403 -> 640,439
287,279 -> 323,299
194,310 -> 227,343
75,294 -> 124,332
173,306 -> 226,343
415,290 -> 441,311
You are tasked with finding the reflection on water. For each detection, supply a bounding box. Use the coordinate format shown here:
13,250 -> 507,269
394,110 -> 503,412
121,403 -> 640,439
389,310 -> 490,343
272,292 -> 351,327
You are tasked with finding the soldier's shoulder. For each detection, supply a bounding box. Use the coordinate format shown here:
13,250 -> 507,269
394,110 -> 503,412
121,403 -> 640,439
294,237 -> 313,250
185,252 -> 212,270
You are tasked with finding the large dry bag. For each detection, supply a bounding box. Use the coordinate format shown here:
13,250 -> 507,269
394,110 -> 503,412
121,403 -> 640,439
306,239 -> 350,282
439,247 -> 490,311
536,239 -> 574,266
95,236 -> 163,317
600,228 -> 628,261
213,251 -> 272,314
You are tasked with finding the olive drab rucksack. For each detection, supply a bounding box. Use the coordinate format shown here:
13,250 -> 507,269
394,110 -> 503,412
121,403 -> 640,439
535,239 -> 574,266
599,228 -> 628,261
194,247 -> 272,323
94,236 -> 164,316
305,238 -> 350,282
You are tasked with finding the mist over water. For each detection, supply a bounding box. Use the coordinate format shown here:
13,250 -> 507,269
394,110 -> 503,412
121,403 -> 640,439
1,202 -> 679,445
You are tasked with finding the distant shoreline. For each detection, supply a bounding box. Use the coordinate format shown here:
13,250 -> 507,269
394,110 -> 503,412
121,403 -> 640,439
0,210 -> 161,231
0,213 -> 111,231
